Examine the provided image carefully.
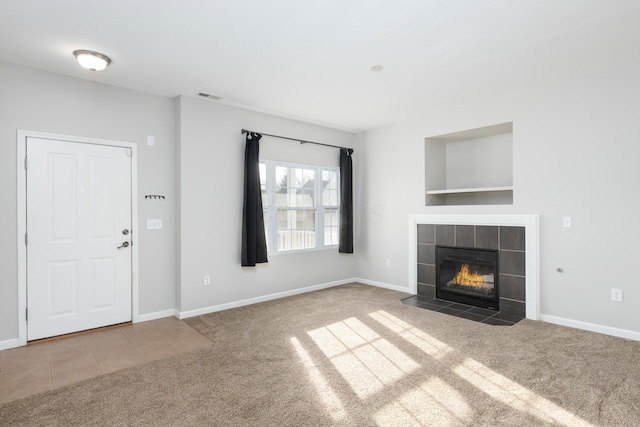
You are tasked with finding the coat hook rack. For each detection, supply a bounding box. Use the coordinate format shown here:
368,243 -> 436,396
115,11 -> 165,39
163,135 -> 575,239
145,195 -> 165,200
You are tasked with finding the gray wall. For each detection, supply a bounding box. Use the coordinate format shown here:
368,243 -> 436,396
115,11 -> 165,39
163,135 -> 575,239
0,61 -> 176,342
175,96 -> 357,313
3,55 -> 638,342
356,60 -> 640,333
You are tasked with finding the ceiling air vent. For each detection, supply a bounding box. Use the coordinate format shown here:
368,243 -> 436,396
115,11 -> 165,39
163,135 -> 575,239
197,92 -> 223,101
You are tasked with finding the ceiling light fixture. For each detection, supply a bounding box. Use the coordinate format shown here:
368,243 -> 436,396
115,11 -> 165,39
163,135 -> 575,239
370,65 -> 384,72
73,50 -> 111,72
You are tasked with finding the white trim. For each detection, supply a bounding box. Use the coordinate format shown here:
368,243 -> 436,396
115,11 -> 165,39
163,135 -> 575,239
409,214 -> 540,320
177,278 -> 354,319
540,314 -> 640,342
355,278 -> 412,294
177,278 -> 413,320
137,309 -> 177,323
0,338 -> 21,351
16,130 -> 140,346
426,186 -> 513,195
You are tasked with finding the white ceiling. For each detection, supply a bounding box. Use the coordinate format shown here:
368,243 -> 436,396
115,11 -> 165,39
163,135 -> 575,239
1,0 -> 639,132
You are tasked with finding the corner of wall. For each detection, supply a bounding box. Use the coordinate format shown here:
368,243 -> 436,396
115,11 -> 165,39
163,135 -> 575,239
174,95 -> 183,313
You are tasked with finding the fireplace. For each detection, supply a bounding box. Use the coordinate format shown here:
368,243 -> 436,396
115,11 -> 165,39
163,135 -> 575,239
436,246 -> 499,310
411,219 -> 536,324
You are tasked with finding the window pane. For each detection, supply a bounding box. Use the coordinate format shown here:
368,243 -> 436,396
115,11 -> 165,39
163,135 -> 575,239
263,209 -> 269,250
298,168 -> 315,207
298,189 -> 315,207
276,167 -> 316,208
276,208 -> 316,251
260,163 -> 267,206
325,227 -> 338,246
275,166 -> 288,207
322,170 -> 338,206
304,209 -> 316,228
324,208 -> 338,245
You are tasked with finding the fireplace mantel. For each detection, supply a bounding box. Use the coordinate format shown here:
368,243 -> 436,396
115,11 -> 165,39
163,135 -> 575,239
408,214 -> 539,320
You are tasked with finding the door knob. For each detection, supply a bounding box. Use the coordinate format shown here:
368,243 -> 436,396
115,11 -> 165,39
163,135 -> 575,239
122,229 -> 130,235
117,241 -> 130,249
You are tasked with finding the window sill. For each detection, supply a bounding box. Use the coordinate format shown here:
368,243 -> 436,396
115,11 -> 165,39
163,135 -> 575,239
267,245 -> 339,256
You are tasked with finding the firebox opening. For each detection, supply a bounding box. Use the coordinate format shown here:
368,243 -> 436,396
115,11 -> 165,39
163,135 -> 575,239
436,246 -> 499,310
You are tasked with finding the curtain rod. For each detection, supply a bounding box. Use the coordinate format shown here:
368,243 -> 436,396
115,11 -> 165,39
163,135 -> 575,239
241,129 -> 353,151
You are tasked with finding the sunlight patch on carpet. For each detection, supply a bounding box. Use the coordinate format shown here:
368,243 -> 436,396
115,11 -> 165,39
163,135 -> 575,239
369,310 -> 453,359
307,317 -> 418,398
453,358 -> 595,426
290,337 -> 347,422
375,377 -> 474,426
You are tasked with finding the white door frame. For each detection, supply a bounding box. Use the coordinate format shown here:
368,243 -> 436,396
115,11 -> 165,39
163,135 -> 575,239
17,129 -> 140,346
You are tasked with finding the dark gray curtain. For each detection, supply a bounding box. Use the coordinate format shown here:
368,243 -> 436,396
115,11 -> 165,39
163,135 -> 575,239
241,132 -> 268,266
339,148 -> 354,253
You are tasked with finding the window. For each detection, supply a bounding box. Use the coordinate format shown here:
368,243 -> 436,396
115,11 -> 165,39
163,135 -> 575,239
260,160 -> 339,252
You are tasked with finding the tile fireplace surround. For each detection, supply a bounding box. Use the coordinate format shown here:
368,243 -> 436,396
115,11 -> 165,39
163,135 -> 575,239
408,215 -> 539,320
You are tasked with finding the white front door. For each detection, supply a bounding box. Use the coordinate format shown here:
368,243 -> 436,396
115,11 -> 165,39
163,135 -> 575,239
26,137 -> 132,340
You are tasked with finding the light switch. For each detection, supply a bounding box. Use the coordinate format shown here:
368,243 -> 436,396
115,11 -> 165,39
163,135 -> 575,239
147,219 -> 162,230
147,136 -> 155,147
563,217 -> 572,228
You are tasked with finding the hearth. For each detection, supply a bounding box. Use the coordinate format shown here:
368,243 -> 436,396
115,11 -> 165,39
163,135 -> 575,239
436,246 -> 499,311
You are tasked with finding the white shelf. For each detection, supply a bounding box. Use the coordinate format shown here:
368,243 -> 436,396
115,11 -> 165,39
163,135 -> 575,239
425,122 -> 513,206
426,186 -> 513,195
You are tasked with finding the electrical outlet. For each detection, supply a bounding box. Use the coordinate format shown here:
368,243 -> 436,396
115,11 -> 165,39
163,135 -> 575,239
611,288 -> 623,302
204,275 -> 211,286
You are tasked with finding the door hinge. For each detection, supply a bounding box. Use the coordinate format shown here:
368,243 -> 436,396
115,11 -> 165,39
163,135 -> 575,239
25,232 -> 28,246
25,308 -> 28,321
24,157 -> 27,170
126,148 -> 132,157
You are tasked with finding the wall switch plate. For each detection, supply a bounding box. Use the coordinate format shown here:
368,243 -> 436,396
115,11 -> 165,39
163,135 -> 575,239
611,288 -> 623,302
147,136 -> 155,146
385,259 -> 391,268
204,275 -> 211,286
563,217 -> 572,228
147,219 -> 162,230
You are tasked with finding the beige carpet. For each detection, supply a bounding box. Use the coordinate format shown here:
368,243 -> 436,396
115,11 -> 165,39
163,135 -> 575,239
1,283 -> 639,426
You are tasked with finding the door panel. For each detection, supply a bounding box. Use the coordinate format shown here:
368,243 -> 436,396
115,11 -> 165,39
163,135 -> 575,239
91,257 -> 116,309
27,137 -> 132,340
50,153 -> 78,241
49,260 -> 77,316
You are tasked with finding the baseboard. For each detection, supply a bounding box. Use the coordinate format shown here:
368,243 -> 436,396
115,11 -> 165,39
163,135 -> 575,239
354,277 -> 412,294
136,309 -> 177,323
177,278 -> 354,319
0,338 -> 21,351
540,314 -> 640,342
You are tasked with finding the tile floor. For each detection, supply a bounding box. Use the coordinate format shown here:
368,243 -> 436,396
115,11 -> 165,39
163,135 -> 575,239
0,317 -> 212,405
401,295 -> 525,325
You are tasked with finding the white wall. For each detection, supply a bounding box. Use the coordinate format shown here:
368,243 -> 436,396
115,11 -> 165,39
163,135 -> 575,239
356,60 -> 640,334
0,62 -> 176,342
176,96 -> 357,314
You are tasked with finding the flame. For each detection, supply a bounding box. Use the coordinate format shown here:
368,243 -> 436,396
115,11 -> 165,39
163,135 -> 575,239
453,264 -> 485,287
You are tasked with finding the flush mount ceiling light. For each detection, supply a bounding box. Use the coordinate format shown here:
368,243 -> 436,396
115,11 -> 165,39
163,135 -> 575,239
73,50 -> 111,71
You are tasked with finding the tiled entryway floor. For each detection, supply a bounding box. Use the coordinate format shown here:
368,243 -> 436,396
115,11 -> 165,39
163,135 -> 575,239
0,317 -> 212,405
401,295 -> 525,325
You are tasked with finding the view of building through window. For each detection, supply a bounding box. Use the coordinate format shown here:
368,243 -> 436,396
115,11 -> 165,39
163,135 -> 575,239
260,161 -> 339,252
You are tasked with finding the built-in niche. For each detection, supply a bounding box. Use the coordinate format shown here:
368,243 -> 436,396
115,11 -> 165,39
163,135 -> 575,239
425,122 -> 513,206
